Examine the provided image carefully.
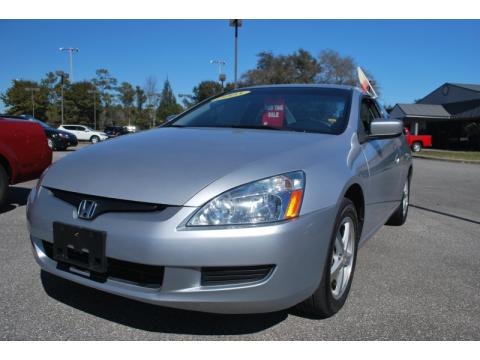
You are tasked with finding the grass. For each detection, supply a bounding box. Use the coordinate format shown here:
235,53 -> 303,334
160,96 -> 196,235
416,149 -> 480,161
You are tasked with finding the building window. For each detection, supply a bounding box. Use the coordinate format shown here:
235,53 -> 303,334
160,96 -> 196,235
442,85 -> 450,96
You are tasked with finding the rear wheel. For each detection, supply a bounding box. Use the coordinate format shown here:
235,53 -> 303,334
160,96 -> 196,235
412,141 -> 422,152
386,177 -> 410,226
297,198 -> 359,318
90,135 -> 100,144
0,165 -> 8,209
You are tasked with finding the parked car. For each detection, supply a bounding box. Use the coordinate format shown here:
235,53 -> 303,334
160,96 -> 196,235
27,85 -> 412,317
404,127 -> 432,152
0,117 -> 52,208
104,126 -> 130,138
0,115 -> 78,151
58,125 -> 108,143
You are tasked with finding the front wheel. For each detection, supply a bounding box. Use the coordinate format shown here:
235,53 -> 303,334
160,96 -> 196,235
412,141 -> 422,152
0,165 -> 9,209
297,198 -> 359,318
90,136 -> 100,144
386,177 -> 410,226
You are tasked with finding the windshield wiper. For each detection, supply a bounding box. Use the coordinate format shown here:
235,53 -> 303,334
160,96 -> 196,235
228,124 -> 282,131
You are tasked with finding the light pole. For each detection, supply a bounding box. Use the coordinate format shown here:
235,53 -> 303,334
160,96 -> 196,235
55,71 -> 68,125
25,87 -> 40,118
59,47 -> 79,82
210,59 -> 226,88
87,89 -> 98,130
229,20 -> 242,89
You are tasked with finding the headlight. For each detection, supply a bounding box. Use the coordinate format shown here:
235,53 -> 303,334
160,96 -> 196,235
187,171 -> 305,226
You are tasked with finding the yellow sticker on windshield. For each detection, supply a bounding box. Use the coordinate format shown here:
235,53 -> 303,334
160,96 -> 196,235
212,91 -> 251,102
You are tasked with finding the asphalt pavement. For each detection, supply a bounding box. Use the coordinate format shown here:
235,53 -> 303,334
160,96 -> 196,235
1,146 -> 479,340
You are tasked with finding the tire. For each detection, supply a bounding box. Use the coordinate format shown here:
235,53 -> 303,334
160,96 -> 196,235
412,141 -> 422,152
0,165 -> 9,209
90,136 -> 100,144
386,176 -> 410,226
297,198 -> 359,318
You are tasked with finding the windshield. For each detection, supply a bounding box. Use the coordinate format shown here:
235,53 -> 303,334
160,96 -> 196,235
33,120 -> 54,129
170,87 -> 352,134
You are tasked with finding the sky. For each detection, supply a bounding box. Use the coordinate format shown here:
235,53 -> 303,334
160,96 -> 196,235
0,19 -> 479,111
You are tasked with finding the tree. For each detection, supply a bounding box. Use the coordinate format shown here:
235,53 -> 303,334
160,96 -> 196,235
156,79 -> 183,123
240,49 -> 320,86
117,82 -> 135,125
317,49 -> 380,95
92,69 -> 117,128
144,76 -> 160,127
1,80 -> 41,117
134,86 -> 146,111
62,81 -> 97,127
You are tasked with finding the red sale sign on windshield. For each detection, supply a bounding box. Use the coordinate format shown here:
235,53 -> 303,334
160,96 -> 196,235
262,98 -> 285,128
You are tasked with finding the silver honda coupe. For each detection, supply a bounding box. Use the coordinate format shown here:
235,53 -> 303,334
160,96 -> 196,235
27,85 -> 412,317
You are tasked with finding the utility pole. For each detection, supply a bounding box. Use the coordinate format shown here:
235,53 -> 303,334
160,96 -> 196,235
55,71 -> 68,125
210,60 -> 226,89
87,89 -> 98,130
59,47 -> 79,82
229,20 -> 242,89
25,87 -> 40,118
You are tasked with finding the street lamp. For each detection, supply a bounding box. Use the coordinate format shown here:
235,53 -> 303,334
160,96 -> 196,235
24,87 -> 40,118
87,89 -> 99,130
210,59 -> 226,88
59,47 -> 79,82
55,71 -> 68,125
229,20 -> 243,89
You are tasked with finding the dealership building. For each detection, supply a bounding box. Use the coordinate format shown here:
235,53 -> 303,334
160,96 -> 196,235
390,83 -> 480,149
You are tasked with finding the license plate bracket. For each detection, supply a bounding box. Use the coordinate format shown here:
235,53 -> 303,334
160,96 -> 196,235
53,222 -> 107,273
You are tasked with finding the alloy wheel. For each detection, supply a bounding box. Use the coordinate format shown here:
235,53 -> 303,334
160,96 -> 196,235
402,180 -> 409,217
330,216 -> 355,299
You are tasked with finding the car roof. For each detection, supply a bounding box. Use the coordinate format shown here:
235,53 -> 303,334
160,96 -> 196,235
239,83 -> 363,93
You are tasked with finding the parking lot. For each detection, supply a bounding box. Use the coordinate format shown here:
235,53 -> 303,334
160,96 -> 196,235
1,145 -> 479,340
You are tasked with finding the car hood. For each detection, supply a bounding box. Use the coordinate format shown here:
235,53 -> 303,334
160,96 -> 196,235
42,127 -> 341,206
58,129 -> 76,138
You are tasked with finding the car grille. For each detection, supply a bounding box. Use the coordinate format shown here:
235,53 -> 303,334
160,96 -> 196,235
201,265 -> 274,286
42,241 -> 164,288
47,187 -> 169,220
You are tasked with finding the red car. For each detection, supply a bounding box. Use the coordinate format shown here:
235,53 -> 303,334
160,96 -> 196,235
0,117 -> 52,208
404,127 -> 432,152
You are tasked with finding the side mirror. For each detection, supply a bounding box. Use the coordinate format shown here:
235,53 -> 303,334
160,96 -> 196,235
369,118 -> 403,138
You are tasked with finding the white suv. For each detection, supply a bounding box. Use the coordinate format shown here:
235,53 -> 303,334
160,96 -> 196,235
58,125 -> 108,144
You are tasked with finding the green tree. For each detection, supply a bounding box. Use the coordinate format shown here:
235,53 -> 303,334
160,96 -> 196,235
92,69 -> 117,128
62,81 -> 98,127
317,49 -> 380,95
117,82 -> 135,125
156,79 -> 183,124
182,80 -> 224,108
240,49 -> 320,86
134,86 -> 146,111
1,79 -> 50,119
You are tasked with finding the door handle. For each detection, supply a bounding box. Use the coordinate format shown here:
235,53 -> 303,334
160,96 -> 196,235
394,154 -> 400,164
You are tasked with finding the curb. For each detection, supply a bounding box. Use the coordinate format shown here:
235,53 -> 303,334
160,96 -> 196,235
412,154 -> 480,165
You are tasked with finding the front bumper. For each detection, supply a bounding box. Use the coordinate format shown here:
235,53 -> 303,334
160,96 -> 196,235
27,186 -> 336,314
52,136 -> 78,149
